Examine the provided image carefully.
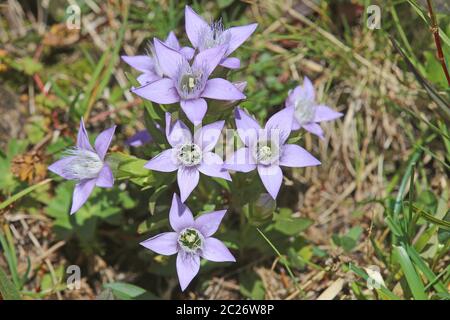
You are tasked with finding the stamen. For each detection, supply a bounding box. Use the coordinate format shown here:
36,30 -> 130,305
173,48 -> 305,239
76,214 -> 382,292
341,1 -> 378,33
176,62 -> 206,99
253,140 -> 280,165
62,148 -> 104,180
178,228 -> 203,253
198,19 -> 231,51
176,143 -> 203,167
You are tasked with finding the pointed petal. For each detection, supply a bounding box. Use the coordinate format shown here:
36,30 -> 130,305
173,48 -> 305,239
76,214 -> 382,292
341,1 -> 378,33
201,78 -> 246,101
176,251 -> 200,291
201,237 -> 235,262
194,210 -> 227,237
177,166 -> 200,202
265,107 -> 294,145
226,23 -> 258,55
132,78 -> 179,104
198,152 -> 231,181
193,45 -> 227,78
291,117 -> 301,131
96,164 -> 114,188
220,57 -> 241,69
180,98 -> 207,126
234,107 -> 260,146
165,112 -> 192,147
153,38 -> 185,79
94,126 -> 116,160
224,147 -> 256,172
140,232 -> 178,255
48,157 -> 76,180
169,193 -> 194,232
302,122 -> 324,139
137,72 -> 160,85
121,55 -> 154,73
164,31 -> 180,50
194,120 -> 224,152
77,118 -> 94,151
313,105 -> 343,122
70,179 -> 96,214
257,165 -> 283,199
126,130 -> 152,147
185,5 -> 209,48
279,144 -> 321,168
144,149 -> 178,172
180,46 -> 195,60
302,76 -> 315,101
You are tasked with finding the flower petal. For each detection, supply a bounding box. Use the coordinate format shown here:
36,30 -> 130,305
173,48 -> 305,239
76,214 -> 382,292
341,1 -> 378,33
126,130 -> 153,147
234,107 -> 260,146
96,164 -> 114,188
224,147 -> 256,172
193,45 -> 227,78
70,178 -> 96,214
94,126 -> 116,160
153,38 -> 185,79
257,165 -> 283,199
198,152 -> 231,181
48,156 -> 76,180
136,72 -> 160,86
180,98 -> 207,126
279,144 -> 321,168
302,122 -> 324,140
201,78 -> 246,101
194,120 -> 224,152
185,5 -> 209,48
201,237 -> 235,262
291,117 -> 301,131
77,118 -> 94,151
302,76 -> 315,101
194,210 -> 227,237
165,112 -> 193,147
121,55 -> 154,73
313,105 -> 343,122
169,193 -> 194,232
177,166 -> 200,202
164,31 -> 180,50
140,232 -> 179,256
220,57 -> 241,69
176,251 -> 200,291
132,78 -> 179,104
226,23 -> 258,56
144,149 -> 178,172
180,46 -> 195,60
264,107 -> 294,145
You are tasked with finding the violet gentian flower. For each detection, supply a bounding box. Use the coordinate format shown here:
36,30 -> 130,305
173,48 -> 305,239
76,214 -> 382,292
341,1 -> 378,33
121,32 -> 194,86
144,113 -> 231,202
224,107 -> 321,199
132,39 -> 245,125
185,5 -> 257,69
286,76 -> 343,139
141,193 -> 235,291
48,119 -> 116,214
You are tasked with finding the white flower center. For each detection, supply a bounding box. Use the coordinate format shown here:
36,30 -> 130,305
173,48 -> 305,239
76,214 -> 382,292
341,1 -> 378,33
294,98 -> 316,125
176,62 -> 206,100
198,20 -> 231,51
62,148 -> 104,180
176,143 -> 203,167
253,140 -> 280,165
178,228 -> 203,253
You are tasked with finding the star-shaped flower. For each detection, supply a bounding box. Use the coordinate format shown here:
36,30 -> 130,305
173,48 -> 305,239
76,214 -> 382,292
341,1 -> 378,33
286,76 -> 343,139
224,107 -> 320,199
185,5 -> 257,69
141,193 -> 235,291
48,119 -> 116,214
144,113 -> 231,202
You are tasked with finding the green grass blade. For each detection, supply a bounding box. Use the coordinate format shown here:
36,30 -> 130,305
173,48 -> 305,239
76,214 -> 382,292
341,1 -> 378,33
0,178 -> 52,210
0,266 -> 21,300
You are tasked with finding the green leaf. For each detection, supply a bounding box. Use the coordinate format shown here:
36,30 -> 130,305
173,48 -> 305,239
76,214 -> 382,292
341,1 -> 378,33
273,208 -> 313,236
104,282 -> 157,300
0,266 -> 21,300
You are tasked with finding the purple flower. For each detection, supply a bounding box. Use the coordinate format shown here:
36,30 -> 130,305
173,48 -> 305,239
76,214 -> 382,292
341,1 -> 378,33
185,5 -> 257,69
144,113 -> 231,202
48,119 -> 116,214
141,193 -> 235,291
125,130 -> 153,147
286,76 -> 343,139
132,39 -> 245,125
121,32 -> 194,86
224,107 -> 321,199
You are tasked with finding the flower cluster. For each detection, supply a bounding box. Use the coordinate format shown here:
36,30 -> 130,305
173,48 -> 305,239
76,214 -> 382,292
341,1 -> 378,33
48,6 -> 343,291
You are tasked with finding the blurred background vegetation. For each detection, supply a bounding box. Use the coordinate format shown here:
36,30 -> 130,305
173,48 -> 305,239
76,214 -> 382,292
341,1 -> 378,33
0,0 -> 448,300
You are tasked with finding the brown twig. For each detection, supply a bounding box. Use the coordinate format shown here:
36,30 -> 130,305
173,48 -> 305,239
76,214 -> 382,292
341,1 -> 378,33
426,0 -> 450,87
